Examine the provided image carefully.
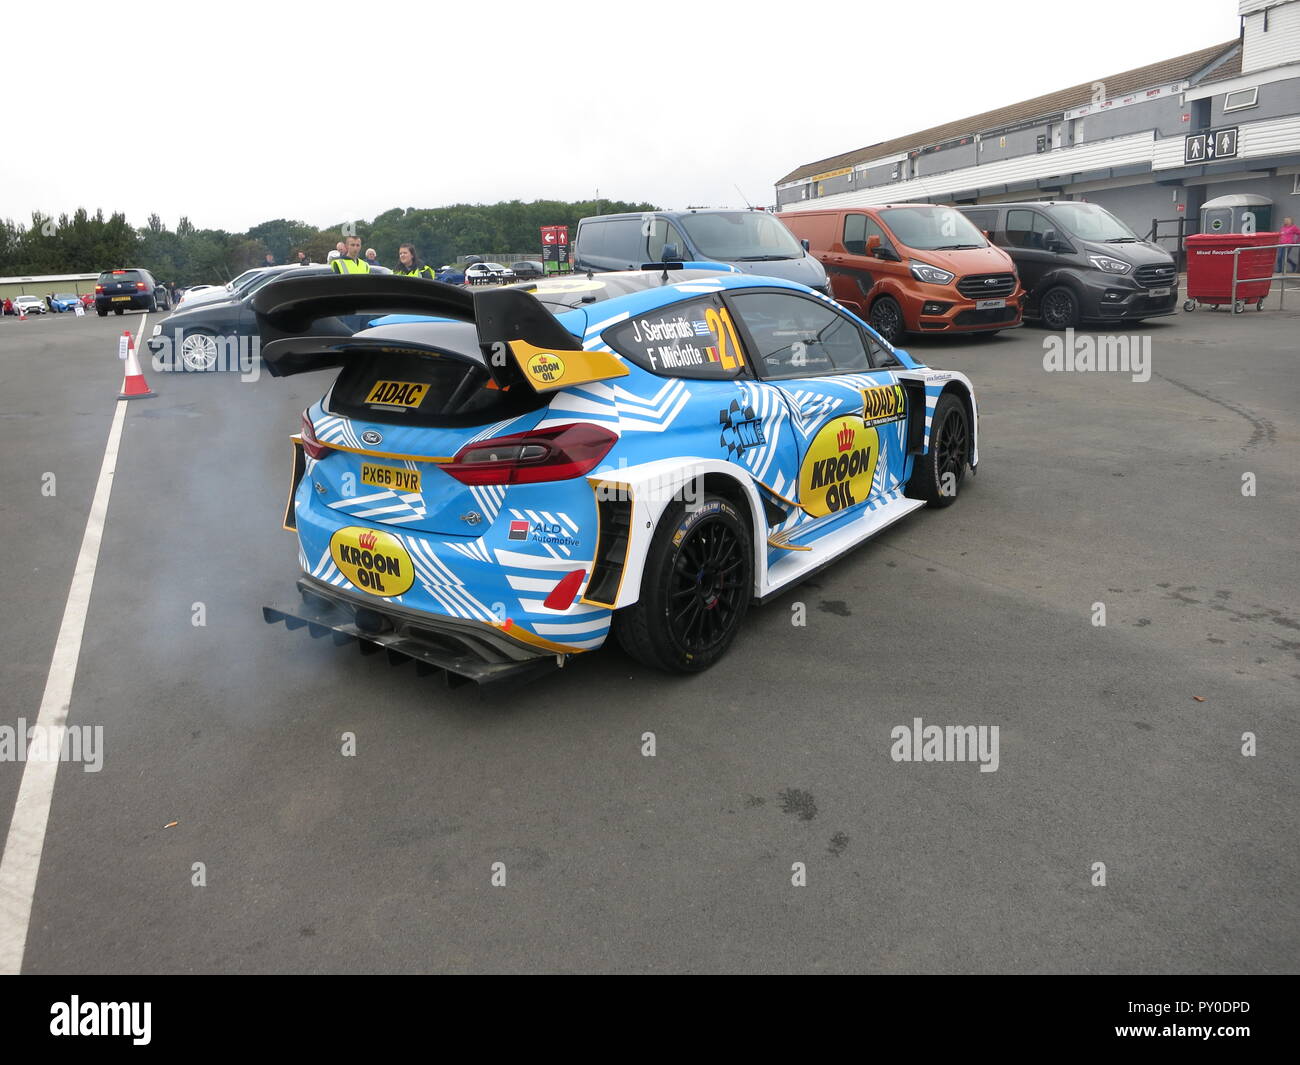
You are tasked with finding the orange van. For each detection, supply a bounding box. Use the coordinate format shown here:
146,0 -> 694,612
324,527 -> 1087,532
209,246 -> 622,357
781,204 -> 1023,344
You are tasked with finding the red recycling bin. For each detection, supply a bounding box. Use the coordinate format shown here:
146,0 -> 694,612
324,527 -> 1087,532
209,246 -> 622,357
1184,231 -> 1276,311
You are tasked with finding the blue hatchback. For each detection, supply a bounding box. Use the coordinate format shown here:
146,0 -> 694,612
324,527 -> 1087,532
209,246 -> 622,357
255,268 -> 979,683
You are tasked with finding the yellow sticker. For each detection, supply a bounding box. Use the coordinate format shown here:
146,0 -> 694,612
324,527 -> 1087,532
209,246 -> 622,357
861,384 -> 905,427
361,463 -> 421,492
364,380 -> 429,408
797,416 -> 878,517
329,527 -> 415,597
526,352 -> 566,385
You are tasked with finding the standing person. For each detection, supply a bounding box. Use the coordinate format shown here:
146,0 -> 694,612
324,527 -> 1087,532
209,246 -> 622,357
294,249 -> 310,266
394,243 -> 435,279
331,234 -> 371,274
1277,217 -> 1299,274
263,252 -> 276,268
365,248 -> 380,269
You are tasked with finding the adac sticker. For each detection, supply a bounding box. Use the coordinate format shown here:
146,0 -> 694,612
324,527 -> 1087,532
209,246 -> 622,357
797,416 -> 878,517
861,384 -> 906,427
329,526 -> 415,597
526,351 -> 565,385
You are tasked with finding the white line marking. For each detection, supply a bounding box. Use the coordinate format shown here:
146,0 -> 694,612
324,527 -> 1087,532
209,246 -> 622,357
0,313 -> 146,973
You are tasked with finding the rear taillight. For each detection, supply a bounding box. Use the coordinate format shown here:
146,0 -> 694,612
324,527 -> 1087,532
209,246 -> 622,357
300,410 -> 328,460
443,423 -> 617,485
94,285 -> 103,293
136,282 -> 147,290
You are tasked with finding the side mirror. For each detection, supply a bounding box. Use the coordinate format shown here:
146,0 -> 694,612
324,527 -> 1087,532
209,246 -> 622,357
866,235 -> 881,255
1043,228 -> 1060,251
801,238 -> 811,252
661,243 -> 682,262
982,230 -> 992,241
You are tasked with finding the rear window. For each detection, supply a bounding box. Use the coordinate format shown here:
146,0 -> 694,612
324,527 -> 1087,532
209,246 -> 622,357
99,270 -> 144,283
328,349 -> 543,428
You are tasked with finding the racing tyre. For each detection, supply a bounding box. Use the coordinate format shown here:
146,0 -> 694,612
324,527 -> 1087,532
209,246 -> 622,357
614,494 -> 752,673
96,309 -> 107,317
869,296 -> 905,345
113,308 -> 124,316
905,392 -> 969,509
147,297 -> 157,313
1039,286 -> 1079,330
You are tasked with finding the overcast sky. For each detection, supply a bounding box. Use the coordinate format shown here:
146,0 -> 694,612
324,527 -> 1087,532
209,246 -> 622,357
5,0 -> 1238,232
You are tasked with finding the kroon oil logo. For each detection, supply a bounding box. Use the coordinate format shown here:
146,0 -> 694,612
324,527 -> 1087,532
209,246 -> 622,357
329,526 -> 414,597
798,416 -> 877,516
526,352 -> 565,385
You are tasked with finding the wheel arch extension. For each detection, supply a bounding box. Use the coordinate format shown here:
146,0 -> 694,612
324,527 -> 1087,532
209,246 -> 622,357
585,460 -> 769,610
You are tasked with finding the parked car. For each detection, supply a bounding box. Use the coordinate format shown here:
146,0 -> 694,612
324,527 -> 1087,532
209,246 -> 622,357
146,266 -> 374,371
435,267 -> 466,285
94,268 -> 170,316
781,204 -> 1023,343
955,201 -> 1178,329
575,208 -> 829,293
254,267 -> 978,682
79,293 -> 95,310
13,295 -> 48,315
49,293 -> 83,312
510,260 -> 545,280
465,262 -> 515,285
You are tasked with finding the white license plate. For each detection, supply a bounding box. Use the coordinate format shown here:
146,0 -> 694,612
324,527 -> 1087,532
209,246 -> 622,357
976,298 -> 1005,310
1148,287 -> 1170,297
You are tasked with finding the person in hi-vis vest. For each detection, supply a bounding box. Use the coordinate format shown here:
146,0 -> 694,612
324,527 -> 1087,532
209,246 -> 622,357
332,234 -> 370,274
394,243 -> 435,279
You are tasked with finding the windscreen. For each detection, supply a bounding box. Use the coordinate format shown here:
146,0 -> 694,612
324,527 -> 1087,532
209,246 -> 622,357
677,212 -> 804,261
1046,202 -> 1140,242
878,207 -> 988,250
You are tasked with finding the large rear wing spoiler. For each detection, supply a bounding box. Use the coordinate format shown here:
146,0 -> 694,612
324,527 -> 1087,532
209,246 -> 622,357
251,274 -> 626,392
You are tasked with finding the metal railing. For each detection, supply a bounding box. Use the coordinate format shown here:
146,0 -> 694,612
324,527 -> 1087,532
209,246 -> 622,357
1230,242 -> 1297,312
1146,216 -> 1197,271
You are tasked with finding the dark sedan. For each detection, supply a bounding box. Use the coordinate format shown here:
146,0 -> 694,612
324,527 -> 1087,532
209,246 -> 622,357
146,266 -> 376,372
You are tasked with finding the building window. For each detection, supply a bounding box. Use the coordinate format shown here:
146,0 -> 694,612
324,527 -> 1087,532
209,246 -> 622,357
1223,87 -> 1258,112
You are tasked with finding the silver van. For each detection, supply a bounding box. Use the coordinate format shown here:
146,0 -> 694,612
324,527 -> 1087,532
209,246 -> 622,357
574,208 -> 829,293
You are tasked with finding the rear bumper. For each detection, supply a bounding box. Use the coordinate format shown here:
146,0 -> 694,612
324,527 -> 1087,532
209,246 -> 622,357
96,294 -> 151,310
264,575 -> 562,685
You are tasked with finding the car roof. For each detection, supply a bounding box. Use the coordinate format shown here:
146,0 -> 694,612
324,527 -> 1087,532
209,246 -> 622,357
353,269 -> 819,352
582,208 -> 770,222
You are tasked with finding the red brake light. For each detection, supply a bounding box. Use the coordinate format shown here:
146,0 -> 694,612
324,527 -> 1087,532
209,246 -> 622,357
94,285 -> 103,293
136,282 -> 147,290
443,423 -> 617,485
300,410 -> 328,460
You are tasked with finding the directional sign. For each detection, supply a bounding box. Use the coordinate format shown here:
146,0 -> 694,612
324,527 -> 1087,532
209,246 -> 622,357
1185,126 -> 1238,165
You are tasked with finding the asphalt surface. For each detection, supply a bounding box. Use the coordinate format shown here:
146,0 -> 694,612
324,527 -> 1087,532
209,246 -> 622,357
0,301 -> 1296,974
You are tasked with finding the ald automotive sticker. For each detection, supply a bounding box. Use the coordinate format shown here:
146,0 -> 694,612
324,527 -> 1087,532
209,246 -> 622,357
329,527 -> 415,596
798,416 -> 878,516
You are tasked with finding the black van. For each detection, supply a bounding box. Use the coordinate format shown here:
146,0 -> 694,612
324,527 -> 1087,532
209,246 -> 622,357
573,208 -> 829,293
955,201 -> 1177,329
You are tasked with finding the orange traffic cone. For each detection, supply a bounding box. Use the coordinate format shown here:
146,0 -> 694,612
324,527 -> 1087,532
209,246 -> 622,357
118,330 -> 155,399
17,302 -> 27,321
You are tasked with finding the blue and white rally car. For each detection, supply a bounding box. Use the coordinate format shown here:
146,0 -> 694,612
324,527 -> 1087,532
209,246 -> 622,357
254,267 -> 978,683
